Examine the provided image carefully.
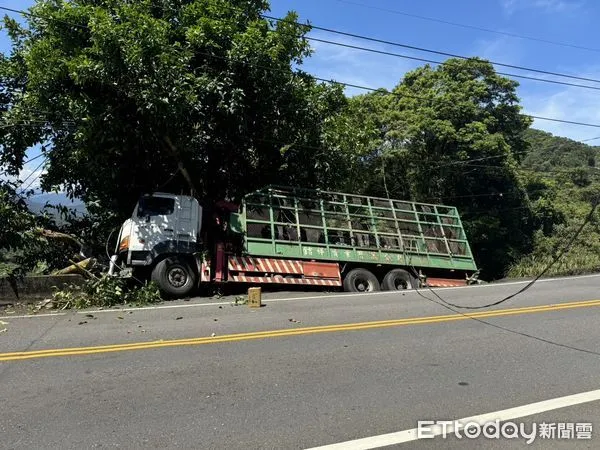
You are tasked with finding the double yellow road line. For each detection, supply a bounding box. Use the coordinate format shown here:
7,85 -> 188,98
1,299 -> 600,362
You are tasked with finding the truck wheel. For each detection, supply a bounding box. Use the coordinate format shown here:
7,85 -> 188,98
343,268 -> 381,293
151,257 -> 197,298
382,269 -> 418,291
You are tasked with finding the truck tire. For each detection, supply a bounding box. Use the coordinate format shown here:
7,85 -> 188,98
151,257 -> 197,298
343,268 -> 381,293
382,269 -> 418,291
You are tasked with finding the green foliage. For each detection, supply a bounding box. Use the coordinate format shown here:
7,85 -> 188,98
508,130 -> 600,279
0,181 -> 36,255
521,129 -> 597,171
508,252 -> 600,278
0,180 -> 49,277
0,0 -> 346,218
331,58 -> 535,279
1,3 -> 598,283
0,179 -> 90,278
508,224 -> 600,278
51,276 -> 161,310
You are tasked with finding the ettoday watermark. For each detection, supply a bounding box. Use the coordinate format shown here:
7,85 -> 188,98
417,420 -> 593,444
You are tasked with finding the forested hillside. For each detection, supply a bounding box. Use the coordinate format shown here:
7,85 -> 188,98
508,129 -> 600,278
521,128 -> 599,171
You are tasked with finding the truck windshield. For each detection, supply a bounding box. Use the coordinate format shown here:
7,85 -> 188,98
137,197 -> 175,217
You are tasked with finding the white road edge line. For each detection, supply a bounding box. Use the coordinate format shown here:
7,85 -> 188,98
0,312 -> 68,320
84,272 -> 600,314
305,388 -> 600,449
3,273 -> 600,319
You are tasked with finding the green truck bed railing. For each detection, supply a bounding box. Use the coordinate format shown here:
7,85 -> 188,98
231,186 -> 478,272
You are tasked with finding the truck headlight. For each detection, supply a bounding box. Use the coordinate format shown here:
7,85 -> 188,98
119,236 -> 130,252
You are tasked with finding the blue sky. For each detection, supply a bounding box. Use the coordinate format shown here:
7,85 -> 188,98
269,0 -> 600,142
2,0 -> 600,187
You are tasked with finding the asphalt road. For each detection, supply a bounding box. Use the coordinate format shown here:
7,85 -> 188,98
1,274 -> 600,449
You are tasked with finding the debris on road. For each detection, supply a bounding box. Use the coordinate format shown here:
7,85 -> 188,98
33,299 -> 55,311
52,257 -> 97,278
176,317 -> 183,320
232,296 -> 247,306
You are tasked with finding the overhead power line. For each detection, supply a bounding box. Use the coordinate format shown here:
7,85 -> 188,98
17,157 -> 46,190
20,166 -> 45,192
4,5 -> 600,130
332,0 -> 600,54
23,153 -> 45,164
423,201 -> 598,311
262,14 -> 600,86
9,49 -> 600,131
413,285 -> 600,357
526,115 -> 600,128
0,121 -> 75,129
581,136 -> 600,143
376,145 -> 600,357
307,37 -> 600,92
3,4 -> 600,87
0,5 -> 87,29
308,75 -> 600,129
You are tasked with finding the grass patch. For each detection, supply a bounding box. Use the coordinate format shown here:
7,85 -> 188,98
507,252 -> 600,278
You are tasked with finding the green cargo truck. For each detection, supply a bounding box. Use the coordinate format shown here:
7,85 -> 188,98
109,185 -> 479,297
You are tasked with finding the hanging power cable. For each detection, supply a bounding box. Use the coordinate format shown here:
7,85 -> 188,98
416,201 -> 598,310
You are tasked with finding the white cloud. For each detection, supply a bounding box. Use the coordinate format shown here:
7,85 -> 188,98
18,166 -> 46,191
521,69 -> 600,141
303,33 -> 600,144
1,163 -> 46,191
304,32 -> 423,96
472,36 -> 525,64
501,0 -> 584,15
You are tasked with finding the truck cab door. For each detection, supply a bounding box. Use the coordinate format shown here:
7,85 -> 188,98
174,196 -> 199,249
130,196 -> 178,263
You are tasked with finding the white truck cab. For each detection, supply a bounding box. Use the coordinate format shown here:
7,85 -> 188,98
109,193 -> 204,296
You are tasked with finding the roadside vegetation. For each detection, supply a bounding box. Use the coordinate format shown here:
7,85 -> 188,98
508,130 -> 600,277
1,1 -> 599,307
50,277 -> 162,310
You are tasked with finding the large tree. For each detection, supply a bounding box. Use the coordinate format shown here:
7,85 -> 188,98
331,58 -> 535,279
0,0 -> 347,217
